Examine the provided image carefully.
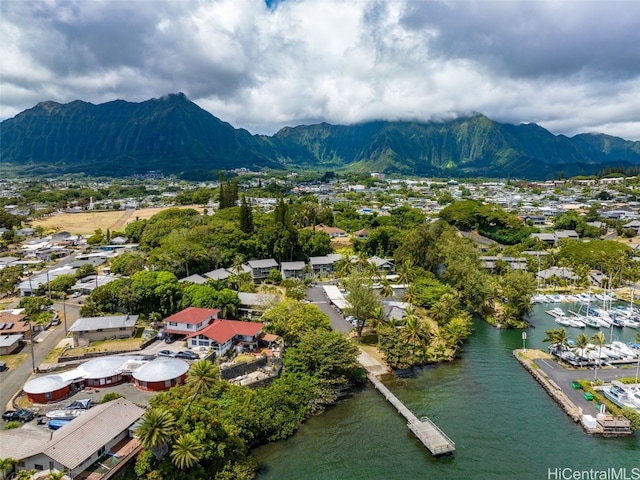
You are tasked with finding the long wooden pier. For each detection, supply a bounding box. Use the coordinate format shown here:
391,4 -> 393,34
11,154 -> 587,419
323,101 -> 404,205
366,372 -> 456,456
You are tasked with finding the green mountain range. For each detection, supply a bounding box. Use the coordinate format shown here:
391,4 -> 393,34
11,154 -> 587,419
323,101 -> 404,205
1,93 -> 639,179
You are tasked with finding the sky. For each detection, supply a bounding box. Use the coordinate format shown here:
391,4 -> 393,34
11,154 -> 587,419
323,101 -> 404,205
1,0 -> 640,140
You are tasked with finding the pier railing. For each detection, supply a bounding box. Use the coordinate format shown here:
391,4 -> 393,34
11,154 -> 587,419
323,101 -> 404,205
366,372 -> 455,456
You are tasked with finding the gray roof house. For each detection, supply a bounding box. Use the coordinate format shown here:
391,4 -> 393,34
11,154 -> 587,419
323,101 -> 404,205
205,268 -> 234,281
536,267 -> 578,283
68,315 -> 138,347
281,261 -> 306,279
0,398 -> 145,479
248,259 -> 279,281
309,253 -> 342,276
179,274 -> 208,284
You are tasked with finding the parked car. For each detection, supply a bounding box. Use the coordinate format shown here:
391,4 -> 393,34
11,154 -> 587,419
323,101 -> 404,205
164,334 -> 180,344
51,318 -> 60,326
2,409 -> 34,422
17,409 -> 34,422
176,351 -> 199,360
2,410 -> 18,422
158,350 -> 176,358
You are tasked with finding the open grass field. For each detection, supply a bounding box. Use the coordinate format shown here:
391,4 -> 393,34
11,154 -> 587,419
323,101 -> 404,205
31,206 -> 204,235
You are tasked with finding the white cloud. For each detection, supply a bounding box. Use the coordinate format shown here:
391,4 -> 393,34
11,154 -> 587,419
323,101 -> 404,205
0,0 -> 639,140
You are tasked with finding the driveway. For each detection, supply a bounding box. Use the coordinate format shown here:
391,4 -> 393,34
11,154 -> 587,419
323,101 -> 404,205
306,285 -> 353,333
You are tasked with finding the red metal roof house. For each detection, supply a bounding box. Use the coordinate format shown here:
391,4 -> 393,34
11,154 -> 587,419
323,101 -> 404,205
187,319 -> 264,356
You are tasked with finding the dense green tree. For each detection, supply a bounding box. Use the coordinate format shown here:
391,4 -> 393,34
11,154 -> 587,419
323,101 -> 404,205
262,299 -> 331,345
239,196 -> 254,234
499,270 -> 537,325
343,273 -> 381,340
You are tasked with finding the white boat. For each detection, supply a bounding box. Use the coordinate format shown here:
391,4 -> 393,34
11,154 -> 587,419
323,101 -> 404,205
45,409 -> 87,420
609,341 -> 639,359
622,318 -> 640,329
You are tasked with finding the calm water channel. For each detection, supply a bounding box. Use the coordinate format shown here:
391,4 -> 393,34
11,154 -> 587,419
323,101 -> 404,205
254,303 -> 640,479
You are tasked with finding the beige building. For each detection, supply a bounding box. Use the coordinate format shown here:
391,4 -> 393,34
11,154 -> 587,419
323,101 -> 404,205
68,315 -> 138,347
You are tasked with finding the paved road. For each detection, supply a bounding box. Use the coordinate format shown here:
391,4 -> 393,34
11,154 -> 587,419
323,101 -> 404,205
533,356 -> 640,414
0,302 -> 80,410
306,285 -> 353,333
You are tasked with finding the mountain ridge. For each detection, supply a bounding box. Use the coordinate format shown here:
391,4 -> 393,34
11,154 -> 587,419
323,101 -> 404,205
1,93 -> 639,179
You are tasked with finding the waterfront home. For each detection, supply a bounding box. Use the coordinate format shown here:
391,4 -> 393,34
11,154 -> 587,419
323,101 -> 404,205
0,398 -> 144,479
68,315 -> 138,347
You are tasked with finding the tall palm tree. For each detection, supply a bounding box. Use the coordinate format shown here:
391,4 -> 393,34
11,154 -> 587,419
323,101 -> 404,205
379,277 -> 394,299
573,333 -> 590,367
136,409 -> 175,460
335,253 -> 354,278
542,328 -> 569,353
186,359 -> 219,399
402,311 -> 428,358
170,433 -> 204,470
403,284 -> 419,308
397,260 -> 415,286
368,306 -> 387,332
591,331 -> 606,380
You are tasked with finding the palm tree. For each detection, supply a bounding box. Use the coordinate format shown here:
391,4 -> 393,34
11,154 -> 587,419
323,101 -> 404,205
136,409 -> 176,460
397,260 -> 415,286
368,306 -> 387,332
542,328 -> 569,354
0,458 -> 16,480
46,471 -> 67,480
573,333 -> 590,367
402,310 -> 428,358
403,284 -> 419,308
170,433 -> 204,470
430,293 -> 458,324
333,252 -> 353,278
379,277 -> 394,299
186,359 -> 219,399
591,331 -> 606,380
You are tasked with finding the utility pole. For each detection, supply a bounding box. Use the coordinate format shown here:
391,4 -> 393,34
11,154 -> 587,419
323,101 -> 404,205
63,294 -> 68,336
29,323 -> 36,373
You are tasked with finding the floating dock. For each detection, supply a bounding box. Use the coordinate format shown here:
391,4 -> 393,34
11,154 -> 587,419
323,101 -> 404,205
366,372 -> 456,456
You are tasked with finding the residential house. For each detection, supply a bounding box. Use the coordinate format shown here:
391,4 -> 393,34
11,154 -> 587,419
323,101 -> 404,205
247,259 -> 279,281
536,267 -> 578,284
0,334 -> 22,355
204,268 -> 234,281
353,228 -> 370,240
179,274 -> 208,284
313,224 -> 347,238
368,255 -> 395,273
280,261 -> 306,280
309,253 -> 342,276
68,315 -> 138,347
0,319 -> 30,340
187,319 -> 264,356
479,256 -> 528,271
0,398 -> 145,479
163,307 -> 219,337
237,292 -> 279,319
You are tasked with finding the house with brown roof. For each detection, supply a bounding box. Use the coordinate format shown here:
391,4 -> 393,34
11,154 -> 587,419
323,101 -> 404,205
0,398 -> 145,479
312,224 -> 347,238
163,307 -> 220,337
0,311 -> 30,339
186,319 -> 264,356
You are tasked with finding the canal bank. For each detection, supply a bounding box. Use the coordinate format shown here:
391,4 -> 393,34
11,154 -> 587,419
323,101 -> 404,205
513,349 -> 634,435
254,314 -> 639,480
